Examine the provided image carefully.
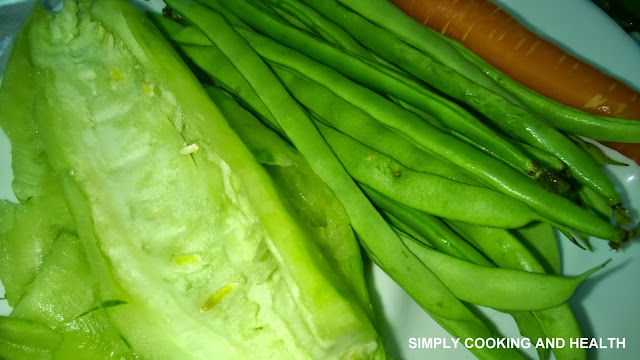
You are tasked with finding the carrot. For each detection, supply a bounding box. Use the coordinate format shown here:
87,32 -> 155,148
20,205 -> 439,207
390,0 -> 640,163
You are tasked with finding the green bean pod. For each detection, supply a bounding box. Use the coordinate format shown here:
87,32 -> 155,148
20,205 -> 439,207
148,14 -> 282,133
150,15 -> 484,189
333,0 -> 524,103
512,224 -> 588,360
447,221 -> 544,274
389,229 -> 549,360
259,0 -> 373,59
335,0 -> 640,143
513,223 -> 562,276
509,311 -> 549,360
279,69 -> 482,186
300,0 -> 620,207
362,186 -> 493,266
507,139 -> 566,172
568,133 -> 629,167
254,0 -> 317,35
214,0 -> 542,177
231,25 -> 623,240
315,120 -> 543,228
378,199 -> 548,359
443,33 -> 640,143
402,235 -> 607,311
168,3 -> 527,359
450,222 -> 588,360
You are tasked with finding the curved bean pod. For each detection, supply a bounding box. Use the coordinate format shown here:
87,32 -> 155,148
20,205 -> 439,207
404,238 -> 608,311
216,0 -> 540,176
168,3 -> 525,359
316,120 -> 543,228
362,186 -> 492,266
278,68 -> 482,185
445,34 -> 640,143
447,221 -> 544,274
301,0 -> 620,206
451,222 -> 587,360
234,26 -> 623,240
335,0 -> 640,144
513,222 -> 562,276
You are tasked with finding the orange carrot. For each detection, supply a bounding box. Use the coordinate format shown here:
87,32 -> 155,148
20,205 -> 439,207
390,0 -> 640,163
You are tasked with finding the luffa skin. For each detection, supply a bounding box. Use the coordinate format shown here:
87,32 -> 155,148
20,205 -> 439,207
3,0 -> 383,358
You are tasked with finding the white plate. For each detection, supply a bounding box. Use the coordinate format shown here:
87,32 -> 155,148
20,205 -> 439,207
1,1 -> 639,359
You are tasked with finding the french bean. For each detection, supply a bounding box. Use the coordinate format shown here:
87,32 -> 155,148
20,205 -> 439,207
335,0 -> 640,142
302,0 -> 621,207
333,0 -> 524,105
447,221 -> 545,274
148,14 -> 282,133
214,0 -> 542,177
442,32 -> 640,143
403,235 -> 607,311
568,133 -> 629,167
450,222 -> 587,360
315,120 -> 543,228
362,185 -> 493,267
377,196 -> 550,359
169,3 -> 524,358
151,14 -> 485,190
513,223 -> 562,276
259,0 -> 372,59
278,68 -> 482,185
231,24 -> 624,241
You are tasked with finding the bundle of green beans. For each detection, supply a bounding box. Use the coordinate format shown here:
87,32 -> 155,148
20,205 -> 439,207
146,0 -> 640,359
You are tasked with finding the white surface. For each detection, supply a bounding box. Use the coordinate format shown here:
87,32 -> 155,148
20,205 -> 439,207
1,1 -> 639,359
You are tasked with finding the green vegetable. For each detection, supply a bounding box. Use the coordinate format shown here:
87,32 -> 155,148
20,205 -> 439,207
10,233 -> 97,326
0,317 -> 62,360
0,6 -> 75,308
449,222 -> 587,360
227,21 -> 622,241
9,230 -> 137,359
402,235 -> 607,311
212,0 -> 543,179
7,0 -> 383,358
204,85 -> 372,316
362,187 -> 492,266
301,0 -> 620,207
313,119 -> 542,228
164,2 -> 530,358
441,31 -> 640,143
